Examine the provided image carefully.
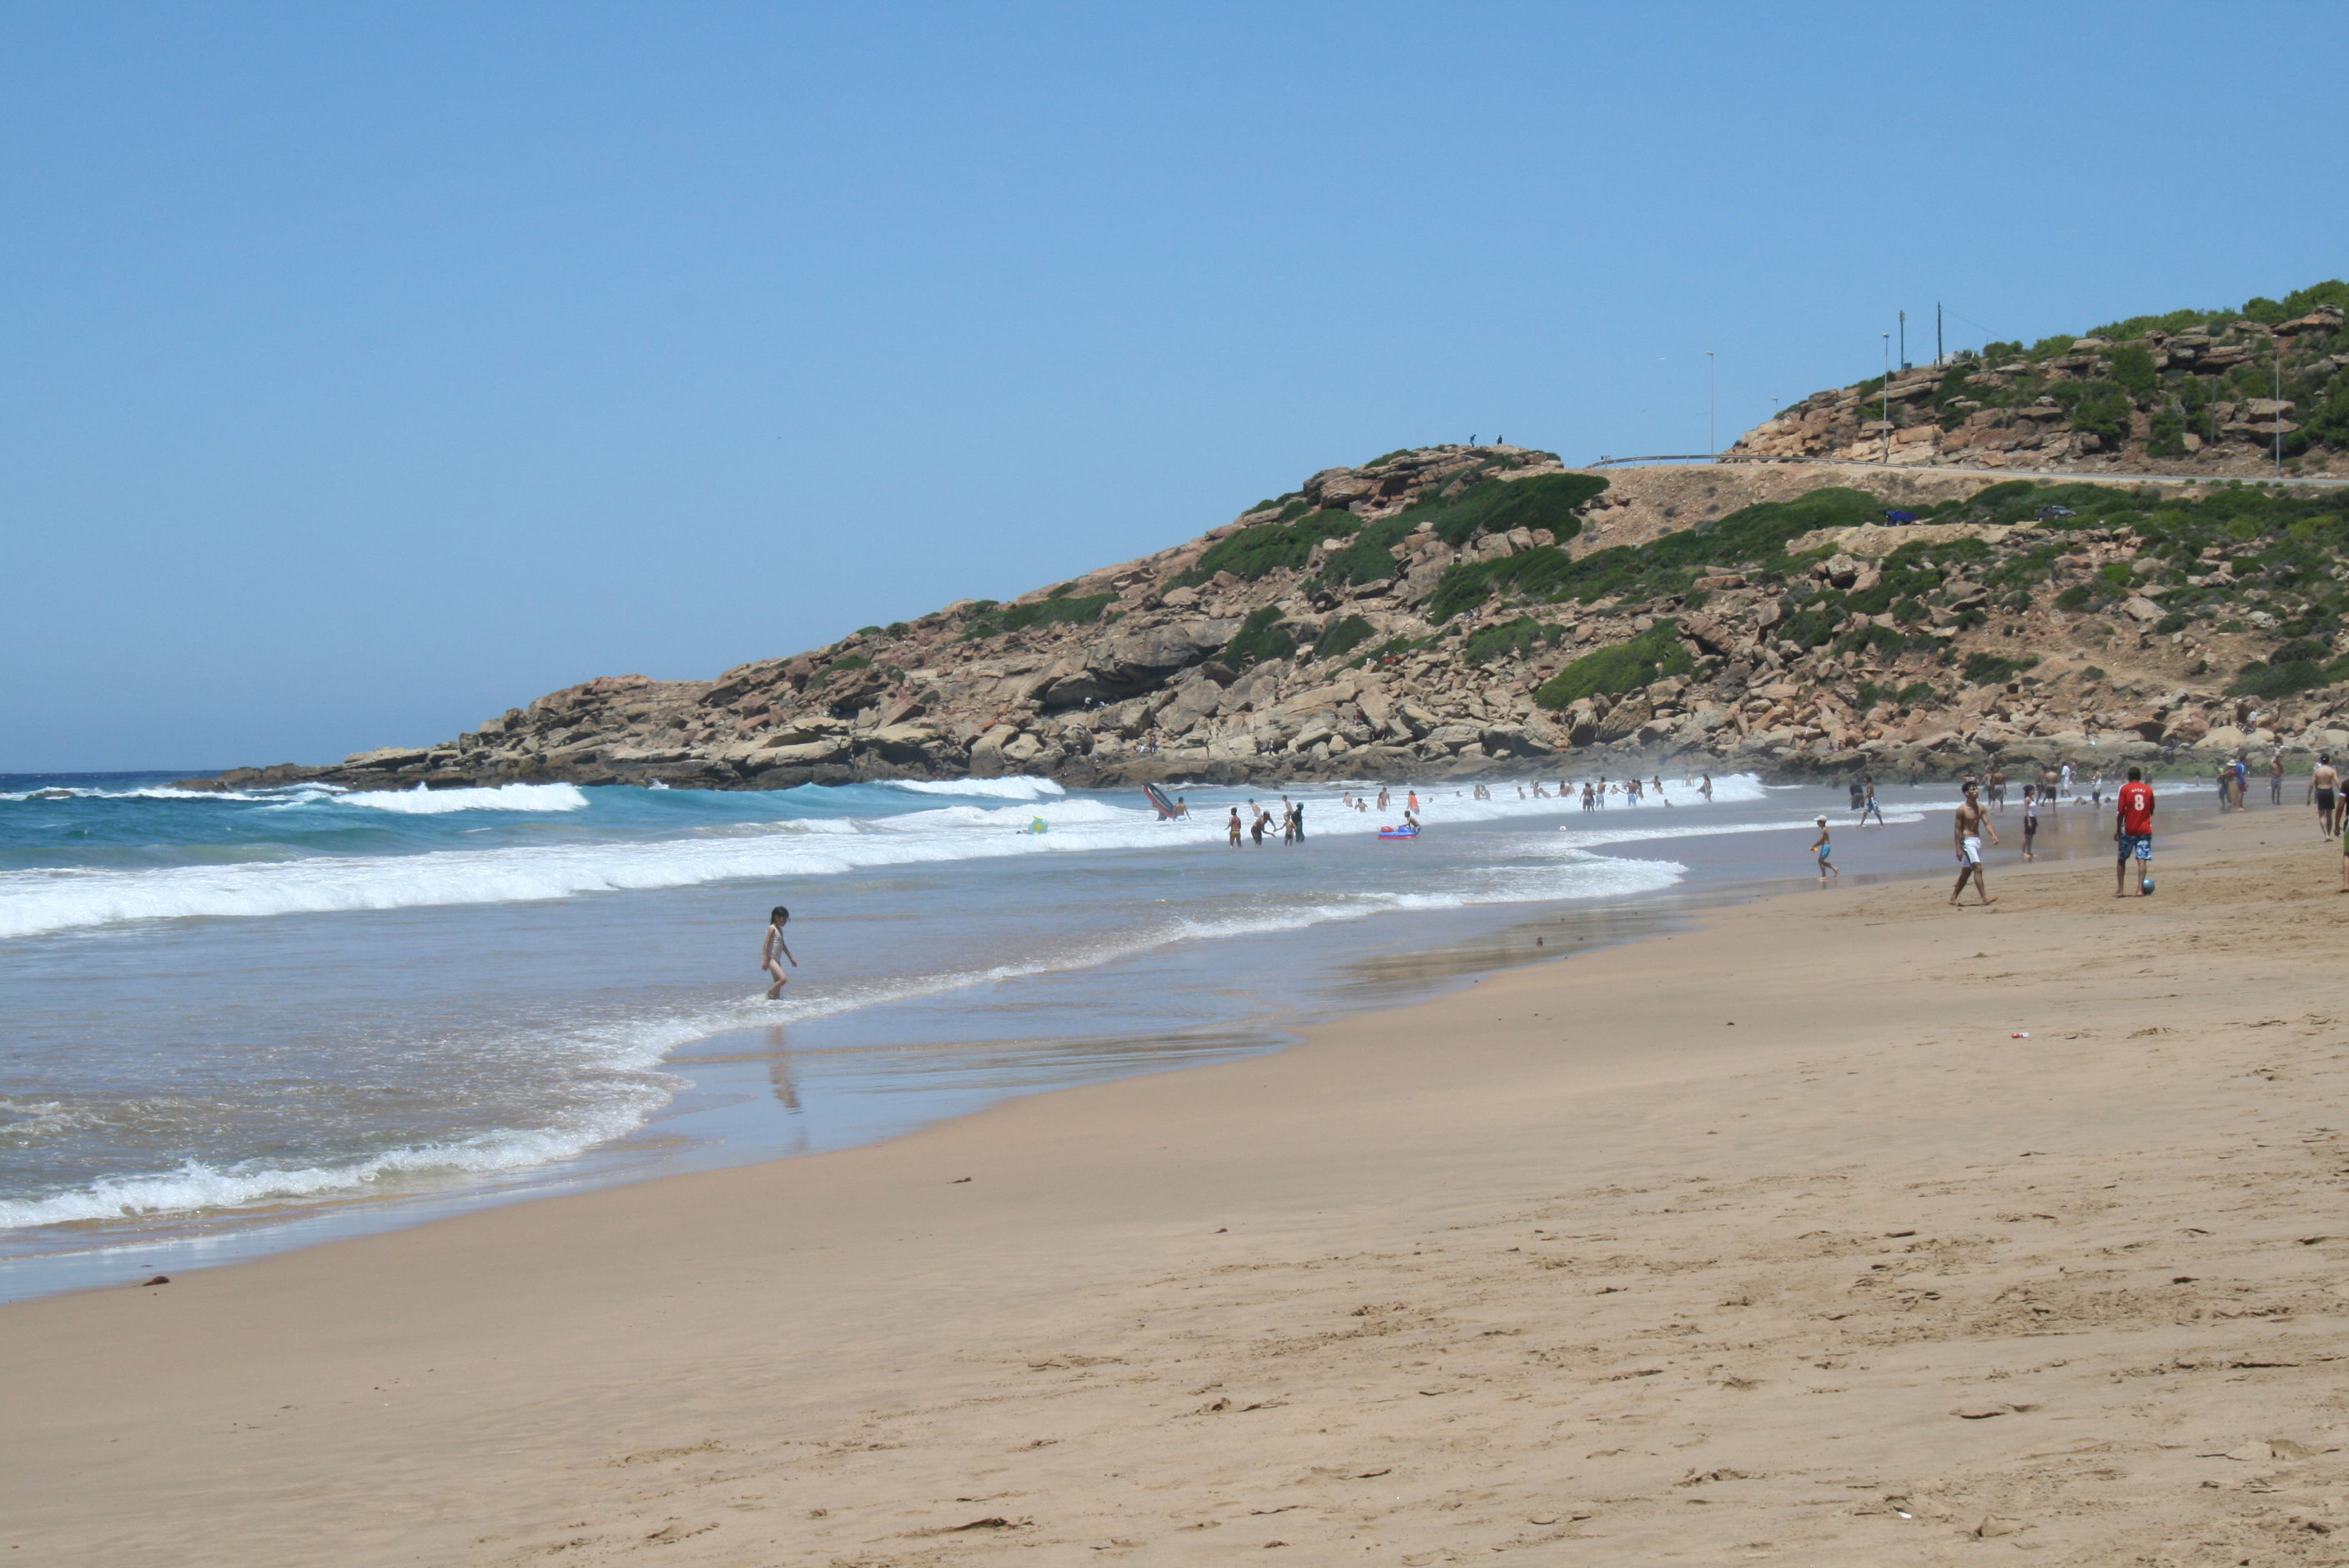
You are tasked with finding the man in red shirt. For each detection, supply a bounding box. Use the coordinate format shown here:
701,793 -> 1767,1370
2114,766 -> 2155,897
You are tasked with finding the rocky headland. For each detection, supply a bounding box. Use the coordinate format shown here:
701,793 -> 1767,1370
194,431 -> 2349,795
193,280 -> 2349,794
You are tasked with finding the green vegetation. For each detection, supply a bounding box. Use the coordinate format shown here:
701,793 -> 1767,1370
1462,617 -> 1566,664
961,592 -> 1119,639
2230,636 -> 2349,697
1174,509 -> 1361,586
1351,634 -> 1434,667
1220,605 -> 1298,667
1319,473 -> 1609,594
1319,513 -> 1424,587
1432,485 -> 1885,623
1962,652 -> 2040,686
1890,281 -> 2349,461
1533,621 -> 1690,711
1417,472 -> 1607,548
1310,614 -> 1376,661
1854,677 -> 1941,709
1833,621 -> 1910,661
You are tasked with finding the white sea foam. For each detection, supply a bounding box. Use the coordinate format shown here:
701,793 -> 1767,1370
1,786 -> 278,803
1550,811 -> 1925,852
0,797 -> 1215,939
884,776 -> 1068,801
0,837 -> 1685,1230
0,1098 -> 664,1229
334,782 -> 592,814
0,770 -> 1792,941
0,994 -> 778,1229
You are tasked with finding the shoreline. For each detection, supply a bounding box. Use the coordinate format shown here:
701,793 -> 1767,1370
0,769 -> 2092,1304
8,803 -> 2342,1564
0,797 -> 1839,1303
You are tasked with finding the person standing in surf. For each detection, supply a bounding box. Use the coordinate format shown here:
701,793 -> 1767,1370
762,906 -> 797,999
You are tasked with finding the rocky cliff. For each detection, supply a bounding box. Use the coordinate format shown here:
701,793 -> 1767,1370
1733,281 -> 2349,477
196,439 -> 2349,795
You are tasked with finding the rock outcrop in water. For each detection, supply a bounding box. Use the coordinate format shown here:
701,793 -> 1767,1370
195,435 -> 2349,793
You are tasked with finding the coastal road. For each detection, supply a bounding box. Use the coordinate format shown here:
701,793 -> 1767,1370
1586,453 -> 2349,489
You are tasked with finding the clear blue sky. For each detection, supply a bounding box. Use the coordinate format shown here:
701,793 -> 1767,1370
8,2 -> 2347,771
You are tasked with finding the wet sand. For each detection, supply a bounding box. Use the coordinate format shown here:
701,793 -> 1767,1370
6,805 -> 2346,1565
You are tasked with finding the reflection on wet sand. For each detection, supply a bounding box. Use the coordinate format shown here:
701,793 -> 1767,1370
762,1025 -> 802,1113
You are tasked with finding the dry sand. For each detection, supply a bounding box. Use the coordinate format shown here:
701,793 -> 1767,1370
6,808 -> 2349,1566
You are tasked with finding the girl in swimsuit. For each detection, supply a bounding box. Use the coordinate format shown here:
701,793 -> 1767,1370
762,906 -> 797,999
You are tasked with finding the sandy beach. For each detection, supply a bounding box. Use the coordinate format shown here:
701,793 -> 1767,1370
7,804 -> 2348,1566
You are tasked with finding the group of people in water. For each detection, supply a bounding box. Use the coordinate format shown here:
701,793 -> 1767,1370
1468,774 -> 1723,810
1226,797 -> 1314,846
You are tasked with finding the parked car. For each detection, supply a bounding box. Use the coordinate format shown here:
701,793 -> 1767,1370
2037,504 -> 2078,520
1882,508 -> 1919,524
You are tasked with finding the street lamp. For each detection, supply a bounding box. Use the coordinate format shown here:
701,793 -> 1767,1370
1708,350 -> 1716,456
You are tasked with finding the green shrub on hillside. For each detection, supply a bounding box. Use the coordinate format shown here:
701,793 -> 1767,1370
1532,621 -> 1690,710
1221,605 -> 1298,667
1778,599 -> 1844,650
1319,514 -> 1421,586
2057,381 -> 2135,446
1310,615 -> 1377,661
961,593 -> 1118,639
1440,485 -> 1885,621
1426,544 -> 1584,622
1318,473 -> 1609,593
1174,509 -> 1360,586
1834,622 -> 1908,661
1462,617 -> 1565,664
2146,403 -> 2188,459
2229,652 -> 2346,698
1420,473 -> 1608,548
1962,652 -> 2039,686
2108,344 -> 2160,397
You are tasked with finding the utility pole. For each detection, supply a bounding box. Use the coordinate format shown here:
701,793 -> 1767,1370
1936,302 -> 1944,367
2276,337 -> 2286,479
1899,310 -> 1907,371
1881,333 -> 1892,463
1707,349 -> 1716,456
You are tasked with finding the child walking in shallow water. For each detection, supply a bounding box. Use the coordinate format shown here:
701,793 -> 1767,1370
762,906 -> 797,999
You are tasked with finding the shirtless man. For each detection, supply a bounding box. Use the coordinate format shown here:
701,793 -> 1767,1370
2311,754 -> 2341,838
1950,780 -> 1999,906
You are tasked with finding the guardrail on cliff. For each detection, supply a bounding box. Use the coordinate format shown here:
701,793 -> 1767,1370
1579,453 -> 2349,489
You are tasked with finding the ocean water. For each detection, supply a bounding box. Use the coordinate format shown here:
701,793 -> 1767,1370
0,765 -> 2098,1298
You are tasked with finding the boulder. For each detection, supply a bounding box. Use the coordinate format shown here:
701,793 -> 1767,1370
1597,698 -> 1652,744
864,724 -> 939,765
